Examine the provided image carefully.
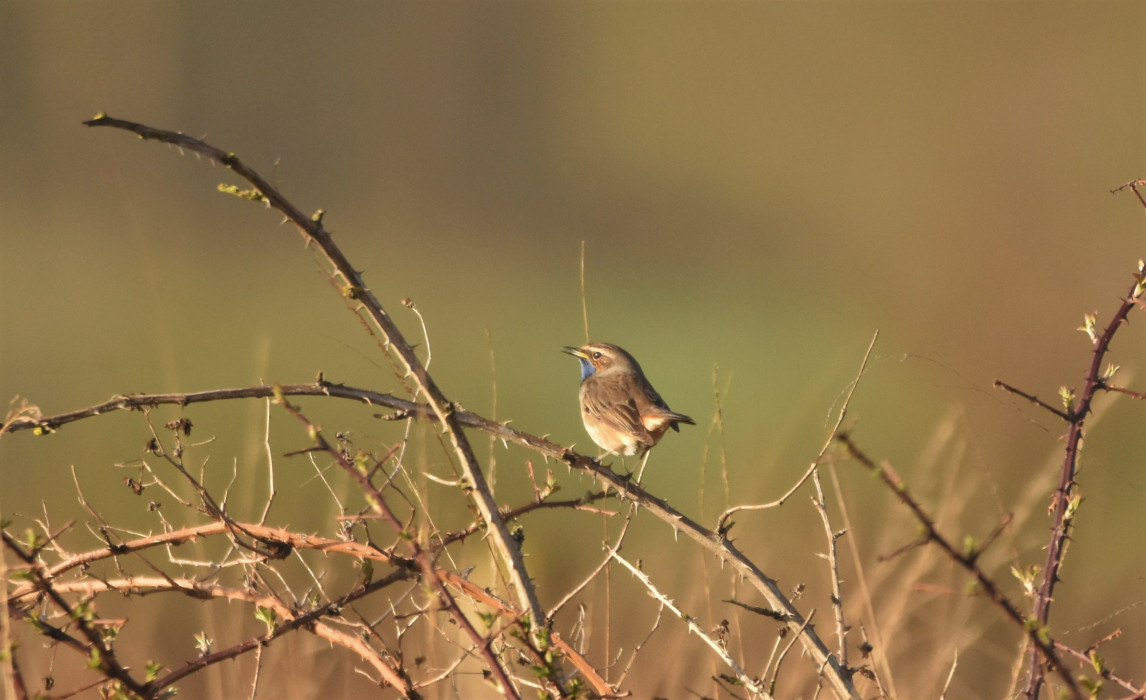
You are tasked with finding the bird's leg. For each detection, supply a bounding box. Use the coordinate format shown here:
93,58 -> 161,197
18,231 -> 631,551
634,451 -> 652,484
591,454 -> 629,482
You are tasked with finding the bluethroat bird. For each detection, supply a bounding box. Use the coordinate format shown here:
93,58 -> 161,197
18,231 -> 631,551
562,343 -> 694,457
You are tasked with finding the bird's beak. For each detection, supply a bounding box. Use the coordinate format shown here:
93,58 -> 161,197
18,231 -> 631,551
562,346 -> 589,359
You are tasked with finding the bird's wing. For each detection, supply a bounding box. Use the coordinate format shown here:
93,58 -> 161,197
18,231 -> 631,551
636,378 -> 695,426
582,377 -> 657,443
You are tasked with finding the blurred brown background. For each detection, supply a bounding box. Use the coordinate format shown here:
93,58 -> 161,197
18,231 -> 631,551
2,3 -> 1145,698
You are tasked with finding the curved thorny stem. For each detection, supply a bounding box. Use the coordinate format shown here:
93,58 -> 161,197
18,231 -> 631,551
41,113 -> 866,699
1016,233 -> 1146,696
82,114 -> 550,658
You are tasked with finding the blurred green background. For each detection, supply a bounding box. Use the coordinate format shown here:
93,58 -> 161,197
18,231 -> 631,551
2,2 -> 1145,697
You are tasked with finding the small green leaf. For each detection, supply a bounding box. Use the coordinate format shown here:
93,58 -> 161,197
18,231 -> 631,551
961,535 -> 979,559
1077,312 -> 1098,344
1059,386 -> 1075,413
145,660 -> 163,682
354,450 -> 371,475
71,600 -> 95,622
193,631 -> 212,655
1089,649 -> 1105,673
1011,564 -> 1040,598
216,183 -> 266,202
22,529 -> 43,551
254,606 -> 277,632
1064,494 -> 1083,521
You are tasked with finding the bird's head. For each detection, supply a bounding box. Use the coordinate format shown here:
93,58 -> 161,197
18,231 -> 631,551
562,343 -> 640,381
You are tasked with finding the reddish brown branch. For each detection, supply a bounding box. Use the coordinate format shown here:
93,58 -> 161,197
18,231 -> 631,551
2,531 -> 151,698
6,379 -> 859,697
1054,636 -> 1144,697
6,518 -> 613,696
993,380 -> 1071,421
1022,270 -> 1145,699
836,433 -> 1080,698
34,113 -> 863,698
439,570 -> 621,697
1110,179 -> 1146,208
1102,385 -> 1146,400
2,381 -> 407,435
82,114 -> 549,659
272,392 -> 527,698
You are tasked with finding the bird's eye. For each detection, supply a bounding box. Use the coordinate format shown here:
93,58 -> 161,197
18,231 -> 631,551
592,352 -> 602,359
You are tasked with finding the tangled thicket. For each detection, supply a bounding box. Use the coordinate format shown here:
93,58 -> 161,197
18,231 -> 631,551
3,117 -> 1144,699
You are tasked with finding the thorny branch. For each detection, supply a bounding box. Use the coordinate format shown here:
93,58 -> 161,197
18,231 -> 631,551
7,377 -> 861,698
609,552 -> 771,698
836,433 -> 1081,699
9,116 -> 1142,700
812,469 -> 848,671
272,391 -> 528,698
3,531 -> 151,698
82,114 -> 550,662
997,253 -> 1146,698
717,331 -> 878,530
59,114 -> 859,699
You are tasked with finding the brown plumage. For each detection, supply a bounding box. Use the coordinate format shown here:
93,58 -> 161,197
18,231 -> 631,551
562,343 -> 694,456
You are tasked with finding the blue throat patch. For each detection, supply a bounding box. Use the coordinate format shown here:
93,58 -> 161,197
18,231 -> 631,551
577,357 -> 595,382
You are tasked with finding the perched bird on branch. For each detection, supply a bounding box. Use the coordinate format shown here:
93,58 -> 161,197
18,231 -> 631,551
562,343 -> 694,457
